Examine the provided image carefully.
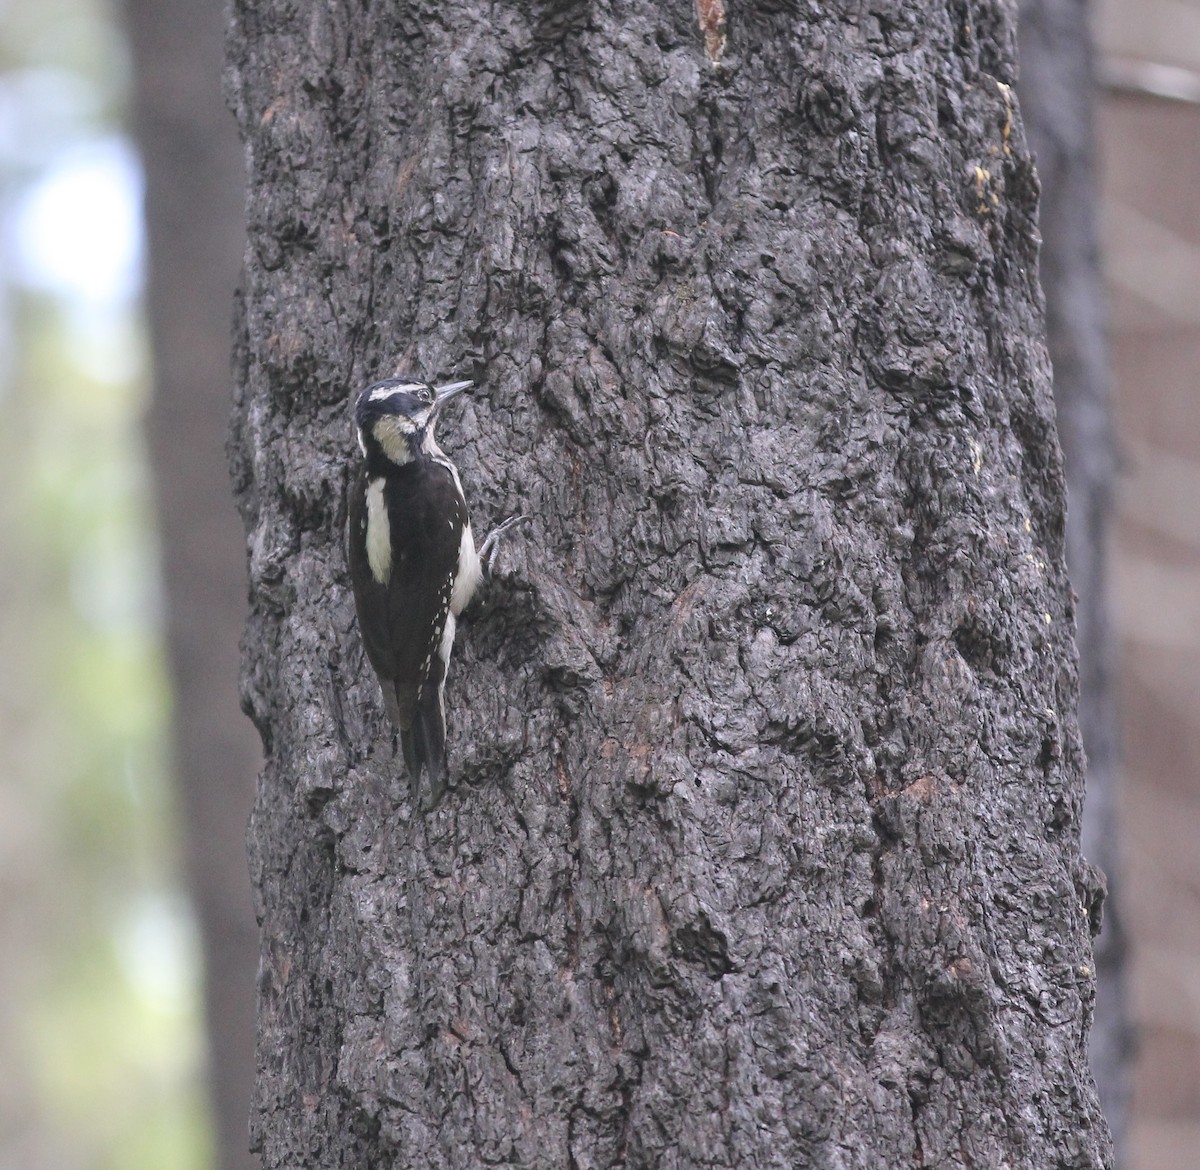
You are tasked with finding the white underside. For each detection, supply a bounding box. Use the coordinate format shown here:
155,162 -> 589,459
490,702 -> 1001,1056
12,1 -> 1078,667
365,477 -> 392,583
451,524 -> 482,614
435,611 -> 457,725
439,612 -> 457,670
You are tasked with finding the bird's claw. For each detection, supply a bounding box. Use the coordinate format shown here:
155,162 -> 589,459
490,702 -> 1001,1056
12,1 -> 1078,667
479,514 -> 529,576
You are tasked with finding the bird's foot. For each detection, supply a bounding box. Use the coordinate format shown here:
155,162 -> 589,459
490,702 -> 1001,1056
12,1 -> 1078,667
479,514 -> 529,576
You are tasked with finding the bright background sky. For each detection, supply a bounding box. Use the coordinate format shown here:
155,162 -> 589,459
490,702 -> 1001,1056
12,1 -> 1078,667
0,0 -> 210,1165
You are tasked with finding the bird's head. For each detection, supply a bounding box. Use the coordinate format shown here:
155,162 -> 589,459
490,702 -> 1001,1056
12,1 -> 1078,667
354,376 -> 472,465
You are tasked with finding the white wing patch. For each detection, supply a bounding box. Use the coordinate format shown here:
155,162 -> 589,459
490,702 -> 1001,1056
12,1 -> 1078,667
365,477 -> 392,583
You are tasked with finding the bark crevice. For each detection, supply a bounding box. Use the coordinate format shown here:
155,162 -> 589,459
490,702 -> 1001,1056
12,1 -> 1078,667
231,2 -> 1113,1166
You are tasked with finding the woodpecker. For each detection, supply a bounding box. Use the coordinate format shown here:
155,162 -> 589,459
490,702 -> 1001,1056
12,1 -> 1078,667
347,375 -> 522,808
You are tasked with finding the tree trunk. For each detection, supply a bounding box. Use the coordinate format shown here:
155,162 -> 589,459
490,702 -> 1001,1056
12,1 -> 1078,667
229,2 -> 1112,1166
128,2 -> 262,1167
1016,0 -> 1128,1158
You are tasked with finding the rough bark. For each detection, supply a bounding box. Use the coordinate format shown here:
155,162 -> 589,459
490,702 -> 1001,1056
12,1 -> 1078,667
127,2 -> 261,1167
229,2 -> 1111,1166
1016,0 -> 1128,1158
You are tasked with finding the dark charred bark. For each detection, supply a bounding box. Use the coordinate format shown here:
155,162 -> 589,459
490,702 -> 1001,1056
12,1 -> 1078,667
229,2 -> 1112,1166
128,1 -> 261,1167
1017,1 -> 1127,1157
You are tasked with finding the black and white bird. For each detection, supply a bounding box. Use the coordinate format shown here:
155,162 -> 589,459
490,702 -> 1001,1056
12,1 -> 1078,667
348,375 -> 522,807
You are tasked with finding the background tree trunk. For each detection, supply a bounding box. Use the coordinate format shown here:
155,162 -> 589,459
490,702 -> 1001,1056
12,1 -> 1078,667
1016,0 -> 1128,1158
128,2 -> 262,1167
229,2 -> 1112,1166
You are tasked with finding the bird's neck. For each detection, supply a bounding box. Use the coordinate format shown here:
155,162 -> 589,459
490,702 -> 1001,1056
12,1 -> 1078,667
366,426 -> 433,473
420,431 -> 449,462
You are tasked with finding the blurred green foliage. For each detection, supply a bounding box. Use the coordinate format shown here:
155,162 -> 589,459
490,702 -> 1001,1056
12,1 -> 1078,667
0,0 -> 212,1166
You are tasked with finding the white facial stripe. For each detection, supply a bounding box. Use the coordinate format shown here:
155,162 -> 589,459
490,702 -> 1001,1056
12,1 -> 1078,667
365,477 -> 392,583
368,382 -> 426,401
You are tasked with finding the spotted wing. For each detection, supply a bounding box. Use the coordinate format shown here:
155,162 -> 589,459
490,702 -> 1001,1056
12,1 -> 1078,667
382,458 -> 465,719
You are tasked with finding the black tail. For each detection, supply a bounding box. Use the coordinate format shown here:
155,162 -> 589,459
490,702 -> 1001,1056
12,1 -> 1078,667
399,684 -> 448,809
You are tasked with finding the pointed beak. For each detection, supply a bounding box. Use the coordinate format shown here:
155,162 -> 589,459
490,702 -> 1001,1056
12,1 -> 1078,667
433,380 -> 473,409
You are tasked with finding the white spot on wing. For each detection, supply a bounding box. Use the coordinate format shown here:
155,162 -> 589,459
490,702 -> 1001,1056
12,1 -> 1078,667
365,477 -> 392,583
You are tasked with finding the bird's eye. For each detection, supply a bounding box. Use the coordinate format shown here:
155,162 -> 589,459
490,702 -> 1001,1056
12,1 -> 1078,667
418,389 -> 433,403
